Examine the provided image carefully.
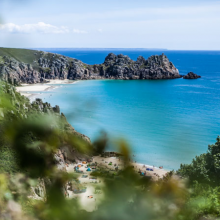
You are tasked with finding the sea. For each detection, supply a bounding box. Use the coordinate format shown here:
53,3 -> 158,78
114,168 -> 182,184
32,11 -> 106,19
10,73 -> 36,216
33,49 -> 220,170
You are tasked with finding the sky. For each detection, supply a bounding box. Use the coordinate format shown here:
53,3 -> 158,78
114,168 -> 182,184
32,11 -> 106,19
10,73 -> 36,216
0,0 -> 220,50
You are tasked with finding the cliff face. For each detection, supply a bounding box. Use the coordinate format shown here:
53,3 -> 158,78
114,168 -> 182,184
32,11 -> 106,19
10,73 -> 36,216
0,48 -> 181,84
102,53 -> 180,80
0,56 -> 40,84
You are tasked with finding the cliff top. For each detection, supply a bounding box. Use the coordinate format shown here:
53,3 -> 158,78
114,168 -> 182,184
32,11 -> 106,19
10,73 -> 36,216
0,47 -> 76,69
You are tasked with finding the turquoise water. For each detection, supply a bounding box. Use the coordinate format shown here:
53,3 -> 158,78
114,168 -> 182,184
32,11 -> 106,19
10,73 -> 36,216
35,50 -> 220,170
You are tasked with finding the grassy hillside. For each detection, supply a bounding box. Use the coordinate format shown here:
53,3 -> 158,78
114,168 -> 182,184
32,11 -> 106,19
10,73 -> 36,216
0,47 -> 75,69
0,47 -> 42,66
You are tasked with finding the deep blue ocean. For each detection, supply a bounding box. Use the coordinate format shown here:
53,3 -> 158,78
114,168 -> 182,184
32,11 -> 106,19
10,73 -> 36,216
35,49 -> 220,170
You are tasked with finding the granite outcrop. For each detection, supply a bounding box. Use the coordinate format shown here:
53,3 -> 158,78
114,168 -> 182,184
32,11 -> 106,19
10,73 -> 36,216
183,72 -> 201,79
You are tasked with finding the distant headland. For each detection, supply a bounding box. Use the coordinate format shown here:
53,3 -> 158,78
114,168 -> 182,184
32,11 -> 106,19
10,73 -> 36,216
0,47 -> 200,85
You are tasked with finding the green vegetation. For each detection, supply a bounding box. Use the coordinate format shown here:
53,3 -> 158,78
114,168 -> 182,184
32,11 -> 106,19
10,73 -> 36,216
178,136 -> 220,186
0,47 -> 41,66
0,47 -> 73,70
39,67 -> 51,74
177,137 -> 220,218
0,146 -> 20,173
0,56 -> 4,64
186,183 -> 220,218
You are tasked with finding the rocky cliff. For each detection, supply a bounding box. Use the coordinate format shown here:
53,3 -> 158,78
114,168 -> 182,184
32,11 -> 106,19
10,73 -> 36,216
0,48 -> 181,84
102,53 -> 180,80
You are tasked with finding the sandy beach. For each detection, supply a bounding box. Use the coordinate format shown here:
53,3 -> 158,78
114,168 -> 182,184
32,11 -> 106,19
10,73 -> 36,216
15,79 -> 76,98
92,156 -> 168,180
65,155 -> 168,212
46,79 -> 75,84
66,163 -> 104,212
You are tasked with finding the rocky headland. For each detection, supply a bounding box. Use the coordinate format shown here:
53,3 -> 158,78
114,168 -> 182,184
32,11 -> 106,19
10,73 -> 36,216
0,48 -> 183,85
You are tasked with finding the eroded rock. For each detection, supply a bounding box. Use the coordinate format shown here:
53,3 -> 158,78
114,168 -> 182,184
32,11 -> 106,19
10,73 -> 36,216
183,72 -> 201,79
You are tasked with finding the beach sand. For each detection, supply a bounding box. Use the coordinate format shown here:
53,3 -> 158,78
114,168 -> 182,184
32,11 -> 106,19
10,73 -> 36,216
65,156 -> 168,212
92,156 -> 168,180
46,79 -> 75,84
15,79 -> 76,98
66,163 -> 104,212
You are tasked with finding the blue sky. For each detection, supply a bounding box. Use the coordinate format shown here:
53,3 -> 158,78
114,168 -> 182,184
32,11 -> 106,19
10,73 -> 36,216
0,0 -> 220,50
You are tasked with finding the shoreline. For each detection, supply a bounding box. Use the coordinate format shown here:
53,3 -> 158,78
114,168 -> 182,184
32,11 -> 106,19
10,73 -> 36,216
15,79 -> 123,99
65,155 -> 168,212
16,79 -> 77,98
93,156 -> 169,179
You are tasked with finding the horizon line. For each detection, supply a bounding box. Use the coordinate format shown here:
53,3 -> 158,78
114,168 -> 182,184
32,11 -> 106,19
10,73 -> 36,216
1,47 -> 220,51
27,48 -> 220,51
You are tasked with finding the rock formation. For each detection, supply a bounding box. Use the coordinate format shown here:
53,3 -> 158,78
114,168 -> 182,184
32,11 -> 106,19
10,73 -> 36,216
0,48 -> 182,84
183,72 -> 201,79
102,53 -> 180,80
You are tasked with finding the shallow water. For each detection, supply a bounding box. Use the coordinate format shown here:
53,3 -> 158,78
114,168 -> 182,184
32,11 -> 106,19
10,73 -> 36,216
35,49 -> 220,170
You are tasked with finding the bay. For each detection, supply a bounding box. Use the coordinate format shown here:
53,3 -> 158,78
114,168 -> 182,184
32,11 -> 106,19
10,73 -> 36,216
35,49 -> 220,170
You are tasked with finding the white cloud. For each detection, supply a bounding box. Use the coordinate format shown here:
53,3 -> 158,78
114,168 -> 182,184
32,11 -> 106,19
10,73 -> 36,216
73,29 -> 88,34
97,29 -> 103,33
0,22 -> 70,34
0,22 -> 88,35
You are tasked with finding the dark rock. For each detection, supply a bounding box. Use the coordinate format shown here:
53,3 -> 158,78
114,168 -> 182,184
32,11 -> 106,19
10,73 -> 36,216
53,105 -> 60,114
183,72 -> 201,79
136,56 -> 145,65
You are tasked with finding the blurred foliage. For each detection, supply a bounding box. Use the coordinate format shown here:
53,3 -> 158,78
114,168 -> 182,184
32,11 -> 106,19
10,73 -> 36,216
0,146 -> 21,173
187,182 -> 220,218
0,80 -> 220,220
177,137 -> 220,218
178,136 -> 220,186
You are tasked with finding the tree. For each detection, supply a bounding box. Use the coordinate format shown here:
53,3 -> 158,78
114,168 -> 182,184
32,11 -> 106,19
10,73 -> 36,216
178,136 -> 220,186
